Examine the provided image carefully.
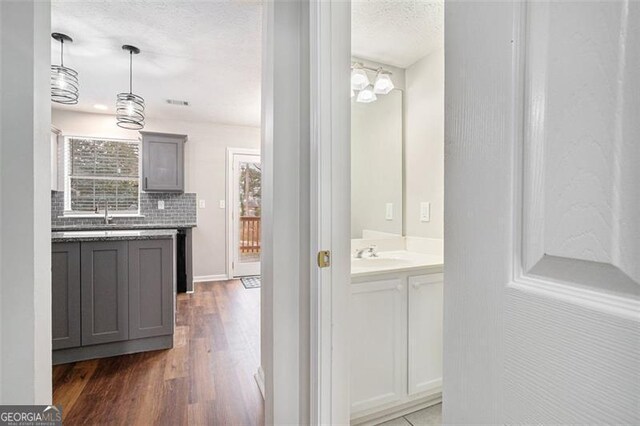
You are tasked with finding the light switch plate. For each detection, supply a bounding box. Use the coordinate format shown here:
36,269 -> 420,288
199,199 -> 206,209
420,202 -> 431,222
385,203 -> 393,220
219,200 -> 226,209
157,200 -> 165,210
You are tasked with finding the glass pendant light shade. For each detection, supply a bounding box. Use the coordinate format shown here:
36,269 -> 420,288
373,72 -> 394,95
116,45 -> 145,130
51,33 -> 79,105
351,66 -> 370,91
356,86 -> 377,103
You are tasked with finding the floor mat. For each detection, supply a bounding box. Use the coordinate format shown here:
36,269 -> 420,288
241,276 -> 261,289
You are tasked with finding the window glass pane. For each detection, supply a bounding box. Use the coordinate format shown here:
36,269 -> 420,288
70,178 -> 139,212
66,137 -> 140,214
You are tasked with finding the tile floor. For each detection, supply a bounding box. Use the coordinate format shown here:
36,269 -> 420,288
378,403 -> 442,426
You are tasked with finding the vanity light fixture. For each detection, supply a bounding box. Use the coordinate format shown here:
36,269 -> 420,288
51,33 -> 79,105
351,62 -> 395,103
351,63 -> 370,91
356,85 -> 377,103
373,70 -> 394,95
116,45 -> 145,130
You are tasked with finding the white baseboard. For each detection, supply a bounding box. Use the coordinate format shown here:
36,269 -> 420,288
193,274 -> 229,283
254,366 -> 265,400
350,391 -> 442,426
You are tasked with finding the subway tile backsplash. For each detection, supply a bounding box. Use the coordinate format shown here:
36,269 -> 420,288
51,191 -> 197,229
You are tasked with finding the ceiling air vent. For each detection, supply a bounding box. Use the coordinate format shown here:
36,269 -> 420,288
166,99 -> 189,106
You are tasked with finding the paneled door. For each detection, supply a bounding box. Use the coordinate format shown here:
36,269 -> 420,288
81,241 -> 129,345
229,150 -> 261,277
445,2 -> 639,424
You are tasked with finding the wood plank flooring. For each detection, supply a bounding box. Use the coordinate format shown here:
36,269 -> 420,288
53,280 -> 263,425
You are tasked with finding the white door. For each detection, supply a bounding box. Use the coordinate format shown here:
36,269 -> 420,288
231,152 -> 261,277
445,2 -> 639,424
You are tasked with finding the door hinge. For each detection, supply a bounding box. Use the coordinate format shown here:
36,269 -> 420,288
317,250 -> 331,268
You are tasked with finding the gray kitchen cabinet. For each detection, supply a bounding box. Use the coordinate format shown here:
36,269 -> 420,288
52,243 -> 81,350
141,131 -> 187,192
81,241 -> 129,345
128,239 -> 174,339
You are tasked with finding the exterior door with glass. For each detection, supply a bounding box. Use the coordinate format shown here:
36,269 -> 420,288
231,152 -> 261,277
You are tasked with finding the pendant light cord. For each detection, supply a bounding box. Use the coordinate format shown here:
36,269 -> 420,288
129,51 -> 133,94
60,39 -> 64,67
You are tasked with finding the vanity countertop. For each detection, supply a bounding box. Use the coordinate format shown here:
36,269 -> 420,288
52,229 -> 178,243
351,250 -> 443,278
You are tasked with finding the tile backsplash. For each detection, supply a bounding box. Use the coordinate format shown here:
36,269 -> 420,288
51,191 -> 197,229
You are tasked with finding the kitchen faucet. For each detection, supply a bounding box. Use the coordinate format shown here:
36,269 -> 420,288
103,199 -> 112,225
354,245 -> 378,259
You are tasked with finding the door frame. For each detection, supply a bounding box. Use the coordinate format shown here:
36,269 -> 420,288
309,1 -> 351,424
226,147 -> 261,279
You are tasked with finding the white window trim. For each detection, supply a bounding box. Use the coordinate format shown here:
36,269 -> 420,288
62,135 -> 142,217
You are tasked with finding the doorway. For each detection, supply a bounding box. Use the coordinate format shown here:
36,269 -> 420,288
227,148 -> 261,278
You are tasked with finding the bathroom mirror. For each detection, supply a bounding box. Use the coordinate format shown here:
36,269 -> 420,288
351,89 -> 403,239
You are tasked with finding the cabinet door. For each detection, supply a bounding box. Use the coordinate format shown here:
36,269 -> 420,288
81,241 -> 128,345
142,132 -> 186,192
128,239 -> 174,339
350,278 -> 407,414
52,243 -> 81,350
408,273 -> 443,395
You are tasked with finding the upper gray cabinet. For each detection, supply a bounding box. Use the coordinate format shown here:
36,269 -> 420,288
141,131 -> 187,192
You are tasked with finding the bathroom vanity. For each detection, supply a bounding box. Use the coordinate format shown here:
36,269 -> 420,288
350,238 -> 443,425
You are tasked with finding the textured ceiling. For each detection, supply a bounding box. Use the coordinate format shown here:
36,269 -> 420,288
352,0 -> 444,69
51,0 -> 262,127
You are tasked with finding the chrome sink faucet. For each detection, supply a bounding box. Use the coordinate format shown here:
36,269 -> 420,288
103,199 -> 112,225
354,245 -> 378,259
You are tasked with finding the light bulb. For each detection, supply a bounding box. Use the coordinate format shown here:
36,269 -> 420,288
56,72 -> 67,90
373,73 -> 394,95
356,86 -> 377,103
126,100 -> 135,116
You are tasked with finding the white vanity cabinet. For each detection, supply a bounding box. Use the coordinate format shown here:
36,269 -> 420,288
351,278 -> 407,413
408,274 -> 443,395
350,270 -> 443,422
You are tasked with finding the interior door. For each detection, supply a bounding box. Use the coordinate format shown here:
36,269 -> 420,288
445,2 -> 639,424
232,153 -> 262,277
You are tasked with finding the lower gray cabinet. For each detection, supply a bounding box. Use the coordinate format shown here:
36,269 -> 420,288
53,238 -> 175,359
52,243 -> 81,350
81,241 -> 129,346
128,239 -> 174,339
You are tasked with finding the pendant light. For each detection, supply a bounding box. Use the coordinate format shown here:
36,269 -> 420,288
51,33 -> 79,105
116,45 -> 145,130
351,63 -> 370,91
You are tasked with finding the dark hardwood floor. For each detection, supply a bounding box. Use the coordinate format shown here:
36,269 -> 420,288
53,280 -> 263,425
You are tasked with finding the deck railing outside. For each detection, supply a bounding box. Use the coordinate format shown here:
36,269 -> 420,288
240,216 -> 261,253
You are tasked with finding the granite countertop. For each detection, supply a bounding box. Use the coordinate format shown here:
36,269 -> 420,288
52,229 -> 179,243
51,223 -> 196,232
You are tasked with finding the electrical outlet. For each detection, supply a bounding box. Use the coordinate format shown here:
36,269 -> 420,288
219,200 -> 226,209
420,202 -> 431,222
385,203 -> 393,220
157,200 -> 165,210
199,199 -> 206,209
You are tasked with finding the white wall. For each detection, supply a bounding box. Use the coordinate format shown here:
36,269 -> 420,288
51,109 -> 260,279
0,0 -> 52,404
405,48 -> 444,239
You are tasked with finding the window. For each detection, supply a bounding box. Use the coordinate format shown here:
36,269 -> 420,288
64,136 -> 140,214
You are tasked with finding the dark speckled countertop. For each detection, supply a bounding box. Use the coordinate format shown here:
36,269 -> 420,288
51,223 -> 196,232
52,229 -> 178,243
